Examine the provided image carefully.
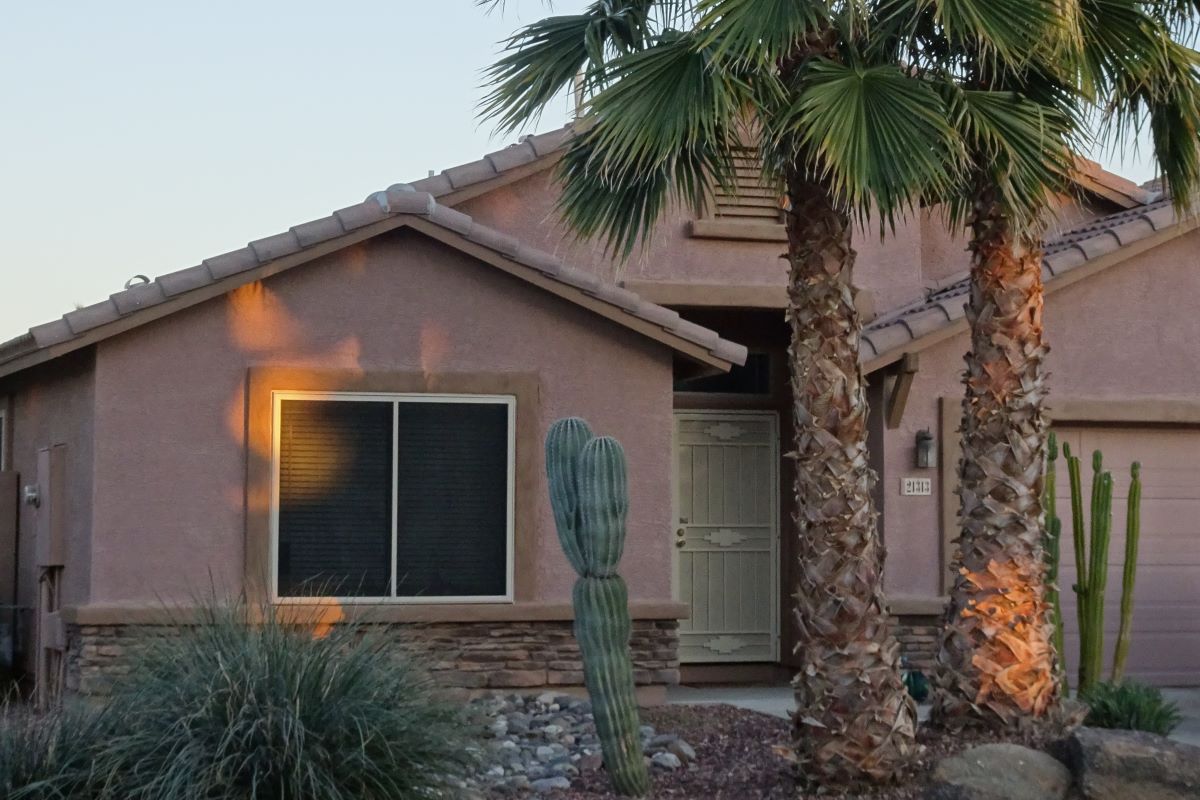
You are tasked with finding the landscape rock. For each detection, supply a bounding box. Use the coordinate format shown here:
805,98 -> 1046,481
530,776 -> 572,793
1065,726 -> 1200,800
651,751 -> 683,770
926,743 -> 1071,800
461,691 -> 698,796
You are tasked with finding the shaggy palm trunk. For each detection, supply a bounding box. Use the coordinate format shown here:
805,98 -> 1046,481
933,187 -> 1059,729
786,174 -> 918,786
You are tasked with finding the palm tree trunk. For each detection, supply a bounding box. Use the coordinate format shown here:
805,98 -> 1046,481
786,173 -> 917,786
932,186 -> 1060,729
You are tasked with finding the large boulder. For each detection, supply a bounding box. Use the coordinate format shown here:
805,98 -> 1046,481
1065,726 -> 1200,800
925,743 -> 1072,800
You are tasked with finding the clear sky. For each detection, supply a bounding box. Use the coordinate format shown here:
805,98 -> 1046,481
0,1 -> 1156,341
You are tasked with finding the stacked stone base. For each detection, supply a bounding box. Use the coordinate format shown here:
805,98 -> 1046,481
66,619 -> 680,696
891,614 -> 941,674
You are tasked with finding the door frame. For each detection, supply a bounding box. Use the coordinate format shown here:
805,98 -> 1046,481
671,409 -> 781,663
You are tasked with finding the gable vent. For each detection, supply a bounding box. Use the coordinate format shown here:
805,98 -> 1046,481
713,150 -> 783,223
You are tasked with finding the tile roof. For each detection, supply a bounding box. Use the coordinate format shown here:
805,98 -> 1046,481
407,126 -> 573,201
0,182 -> 747,378
861,199 -> 1184,366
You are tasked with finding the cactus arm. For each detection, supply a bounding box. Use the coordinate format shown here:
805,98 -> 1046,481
1064,444 -> 1088,688
578,437 -> 629,578
1083,465 -> 1113,693
1044,433 -> 1066,684
546,417 -> 594,574
1112,462 -> 1142,682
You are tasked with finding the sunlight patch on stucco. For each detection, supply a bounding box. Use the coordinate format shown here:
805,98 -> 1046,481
226,281 -> 301,352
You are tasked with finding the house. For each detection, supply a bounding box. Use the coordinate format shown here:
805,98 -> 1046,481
1,126 -> 1197,704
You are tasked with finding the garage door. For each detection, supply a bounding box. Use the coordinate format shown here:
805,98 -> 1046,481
1056,426 -> 1200,687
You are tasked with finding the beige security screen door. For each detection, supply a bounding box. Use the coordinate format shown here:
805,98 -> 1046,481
674,411 -> 779,662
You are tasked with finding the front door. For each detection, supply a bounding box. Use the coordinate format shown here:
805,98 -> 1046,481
673,411 -> 779,663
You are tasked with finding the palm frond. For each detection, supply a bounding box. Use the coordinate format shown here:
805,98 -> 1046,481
556,31 -> 750,256
936,82 -> 1075,230
924,0 -> 1070,77
695,0 -> 832,66
774,60 -> 960,224
479,2 -> 655,133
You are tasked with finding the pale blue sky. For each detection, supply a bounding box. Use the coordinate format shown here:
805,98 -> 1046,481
0,1 -> 1155,340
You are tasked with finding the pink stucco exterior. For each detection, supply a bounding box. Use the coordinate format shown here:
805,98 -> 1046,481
84,229 -> 675,606
6,353 -> 96,611
879,229 -> 1200,598
459,169 -> 967,314
3,145 -> 1196,689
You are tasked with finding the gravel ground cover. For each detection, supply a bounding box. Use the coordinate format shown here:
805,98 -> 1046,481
464,694 -> 1057,799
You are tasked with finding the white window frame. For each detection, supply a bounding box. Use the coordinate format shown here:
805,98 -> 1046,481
269,390 -> 517,604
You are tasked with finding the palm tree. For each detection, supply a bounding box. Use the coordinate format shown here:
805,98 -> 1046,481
478,0 -> 965,787
888,0 -> 1200,729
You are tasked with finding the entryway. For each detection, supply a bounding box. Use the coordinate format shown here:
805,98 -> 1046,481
673,411 -> 780,663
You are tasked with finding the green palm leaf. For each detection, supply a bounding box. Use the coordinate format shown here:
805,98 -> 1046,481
776,60 -> 960,223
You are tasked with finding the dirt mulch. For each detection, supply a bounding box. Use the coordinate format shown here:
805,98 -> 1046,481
546,703 -> 1057,799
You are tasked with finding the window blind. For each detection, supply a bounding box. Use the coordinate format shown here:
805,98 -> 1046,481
277,400 -> 393,597
394,402 -> 509,598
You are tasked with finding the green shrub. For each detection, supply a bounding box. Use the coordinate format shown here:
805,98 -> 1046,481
0,702 -> 113,799
903,669 -> 930,704
1081,680 -> 1182,736
94,600 -> 474,800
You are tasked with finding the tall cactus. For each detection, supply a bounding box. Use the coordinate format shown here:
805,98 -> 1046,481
1050,442 -> 1145,692
1043,432 -> 1065,682
546,417 -> 650,797
1112,462 -> 1143,682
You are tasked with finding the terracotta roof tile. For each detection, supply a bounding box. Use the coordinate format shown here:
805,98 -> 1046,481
333,198 -> 389,231
382,185 -> 437,215
110,281 -> 167,316
1144,204 -> 1176,230
1075,230 -> 1122,260
291,216 -> 348,248
465,224 -> 522,257
900,306 -> 950,338
408,173 -> 454,196
1107,217 -> 1156,246
935,296 -> 968,321
442,158 -> 499,190
28,319 -> 74,348
525,129 -> 570,157
64,300 -> 121,334
485,142 -> 540,173
427,204 -> 475,237
1044,246 -> 1087,275
248,231 -> 303,263
157,264 -> 213,297
1,165 -> 746,375
862,198 -> 1184,365
203,247 -> 260,280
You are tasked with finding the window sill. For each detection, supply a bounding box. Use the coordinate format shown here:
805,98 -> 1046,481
689,219 -> 787,242
61,601 -> 690,625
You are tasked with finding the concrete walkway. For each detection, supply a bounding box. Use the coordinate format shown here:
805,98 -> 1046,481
667,684 -> 1200,745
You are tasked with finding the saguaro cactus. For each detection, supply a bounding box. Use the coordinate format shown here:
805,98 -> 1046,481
546,417 -> 650,797
1112,462 -> 1143,682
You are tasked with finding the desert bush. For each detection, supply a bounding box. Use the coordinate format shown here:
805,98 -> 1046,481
93,600 -> 474,800
1081,680 -> 1182,736
0,702 -> 113,799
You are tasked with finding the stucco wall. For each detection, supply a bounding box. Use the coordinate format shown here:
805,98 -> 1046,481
1,351 -> 96,668
460,170 -> 946,313
878,229 -> 1200,599
86,229 -> 676,606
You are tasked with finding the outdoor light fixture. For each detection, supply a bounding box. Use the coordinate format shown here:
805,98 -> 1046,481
915,429 -> 935,469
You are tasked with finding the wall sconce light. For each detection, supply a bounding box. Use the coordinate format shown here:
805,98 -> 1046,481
915,429 -> 936,469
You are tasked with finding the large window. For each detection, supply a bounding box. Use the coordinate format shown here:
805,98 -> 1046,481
271,392 -> 516,602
